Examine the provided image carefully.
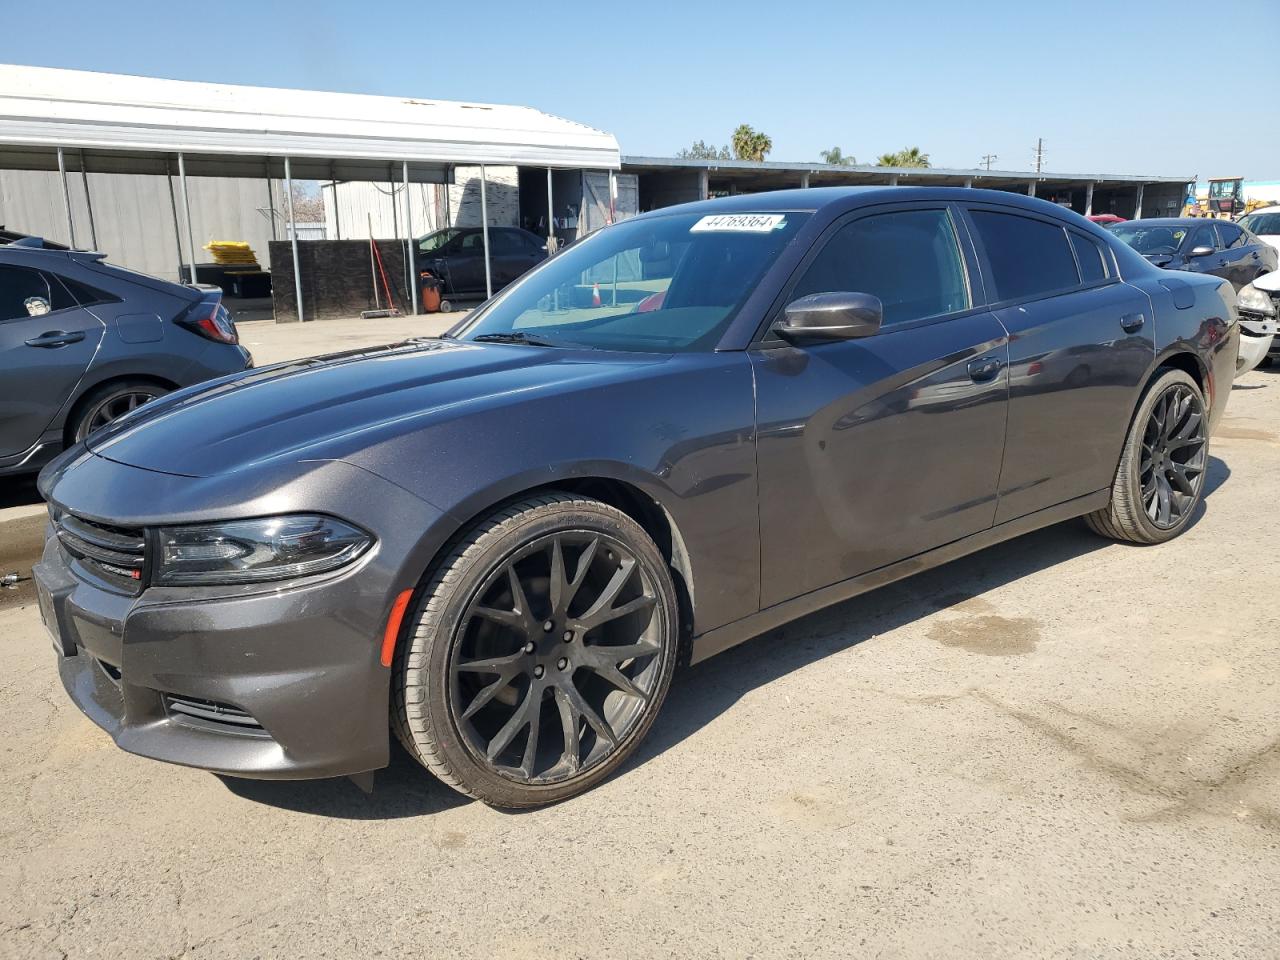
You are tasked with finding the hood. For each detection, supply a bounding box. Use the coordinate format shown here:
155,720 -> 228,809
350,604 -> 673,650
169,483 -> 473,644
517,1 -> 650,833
1143,253 -> 1175,268
1253,269 -> 1280,294
86,338 -> 664,477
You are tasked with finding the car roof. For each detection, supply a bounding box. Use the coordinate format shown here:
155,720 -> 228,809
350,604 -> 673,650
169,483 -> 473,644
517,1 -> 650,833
628,185 -> 1098,222
1112,217 -> 1206,227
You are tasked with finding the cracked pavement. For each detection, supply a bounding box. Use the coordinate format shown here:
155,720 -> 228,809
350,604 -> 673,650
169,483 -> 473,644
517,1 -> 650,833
0,322 -> 1277,959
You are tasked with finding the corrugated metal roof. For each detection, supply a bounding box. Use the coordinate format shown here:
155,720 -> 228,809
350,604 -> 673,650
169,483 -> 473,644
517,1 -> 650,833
0,65 -> 620,170
622,155 -> 1191,185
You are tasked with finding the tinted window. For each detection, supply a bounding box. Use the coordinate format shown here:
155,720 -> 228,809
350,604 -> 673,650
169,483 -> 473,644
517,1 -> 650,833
1069,233 -> 1108,284
490,231 -> 532,255
792,209 -> 969,326
458,232 -> 486,252
1187,224 -> 1218,252
43,273 -> 81,311
1240,212 -> 1280,236
0,265 -> 51,321
1217,222 -> 1246,249
969,211 -> 1079,301
54,275 -> 114,307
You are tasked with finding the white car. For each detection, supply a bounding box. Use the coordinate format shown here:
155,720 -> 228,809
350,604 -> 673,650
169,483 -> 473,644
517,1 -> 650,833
1239,208 -> 1280,255
1236,269 -> 1279,373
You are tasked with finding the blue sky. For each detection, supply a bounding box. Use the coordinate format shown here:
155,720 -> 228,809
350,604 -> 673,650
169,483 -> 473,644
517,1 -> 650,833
3,0 -> 1276,180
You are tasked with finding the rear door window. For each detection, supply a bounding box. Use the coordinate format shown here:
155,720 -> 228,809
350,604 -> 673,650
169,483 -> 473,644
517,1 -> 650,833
968,210 -> 1080,302
0,265 -> 52,321
791,208 -> 970,327
1217,222 -> 1247,249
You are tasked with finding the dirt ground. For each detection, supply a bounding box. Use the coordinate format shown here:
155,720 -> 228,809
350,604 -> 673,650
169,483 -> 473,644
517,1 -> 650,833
0,319 -> 1277,959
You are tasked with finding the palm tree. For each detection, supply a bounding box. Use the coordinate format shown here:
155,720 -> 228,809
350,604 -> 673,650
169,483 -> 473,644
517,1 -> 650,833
820,147 -> 854,165
731,124 -> 773,162
876,147 -> 930,168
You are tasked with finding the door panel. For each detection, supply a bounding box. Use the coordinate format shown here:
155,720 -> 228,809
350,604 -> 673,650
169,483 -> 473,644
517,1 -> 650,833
752,313 -> 1009,608
993,282 -> 1155,523
0,274 -> 105,456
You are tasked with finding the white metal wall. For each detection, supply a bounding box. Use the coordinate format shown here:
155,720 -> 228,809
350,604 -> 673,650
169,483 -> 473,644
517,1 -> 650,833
322,166 -> 519,241
0,168 -> 284,280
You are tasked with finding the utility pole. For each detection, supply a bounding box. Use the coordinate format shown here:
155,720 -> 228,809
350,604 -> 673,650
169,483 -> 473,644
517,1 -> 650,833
981,154 -> 997,171
1033,138 -> 1045,174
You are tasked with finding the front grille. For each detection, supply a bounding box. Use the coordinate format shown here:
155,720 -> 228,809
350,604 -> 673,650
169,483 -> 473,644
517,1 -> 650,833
55,513 -> 146,592
163,694 -> 265,733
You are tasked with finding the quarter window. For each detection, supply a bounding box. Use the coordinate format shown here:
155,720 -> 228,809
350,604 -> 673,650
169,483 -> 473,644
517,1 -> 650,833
1069,232 -> 1108,284
969,210 -> 1079,302
791,209 -> 969,326
0,265 -> 51,322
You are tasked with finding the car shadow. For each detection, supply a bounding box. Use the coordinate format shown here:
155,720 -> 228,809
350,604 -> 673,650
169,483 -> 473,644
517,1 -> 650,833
219,456 -> 1231,818
0,475 -> 43,510
628,454 -> 1231,778
216,740 -> 471,818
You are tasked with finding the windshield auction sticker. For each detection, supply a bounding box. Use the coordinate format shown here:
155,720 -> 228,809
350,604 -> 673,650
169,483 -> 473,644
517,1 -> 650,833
690,214 -> 787,233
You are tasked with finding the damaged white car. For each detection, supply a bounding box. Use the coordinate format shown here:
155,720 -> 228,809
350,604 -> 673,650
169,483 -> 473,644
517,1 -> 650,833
1236,270 -> 1279,373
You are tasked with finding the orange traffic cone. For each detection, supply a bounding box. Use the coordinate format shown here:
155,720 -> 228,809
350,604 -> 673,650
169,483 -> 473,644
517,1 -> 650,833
592,282 -> 601,307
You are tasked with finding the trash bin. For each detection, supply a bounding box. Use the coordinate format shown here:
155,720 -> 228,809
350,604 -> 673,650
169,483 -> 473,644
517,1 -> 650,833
419,273 -> 443,313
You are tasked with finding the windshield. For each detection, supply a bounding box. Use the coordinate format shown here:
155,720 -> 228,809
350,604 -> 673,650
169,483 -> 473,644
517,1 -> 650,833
1108,222 -> 1189,255
1240,212 -> 1280,236
454,211 -> 810,352
418,228 -> 460,253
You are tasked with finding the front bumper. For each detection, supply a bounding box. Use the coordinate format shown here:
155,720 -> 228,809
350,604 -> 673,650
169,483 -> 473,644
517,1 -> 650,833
36,534 -> 394,779
35,455 -> 447,781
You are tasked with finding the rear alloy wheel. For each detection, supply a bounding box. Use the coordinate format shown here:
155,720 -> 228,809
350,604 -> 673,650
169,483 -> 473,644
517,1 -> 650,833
393,493 -> 679,807
72,380 -> 167,443
1086,369 -> 1208,544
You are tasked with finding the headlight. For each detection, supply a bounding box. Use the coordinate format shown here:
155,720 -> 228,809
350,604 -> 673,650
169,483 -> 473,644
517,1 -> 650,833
153,514 -> 372,586
1236,283 -> 1276,318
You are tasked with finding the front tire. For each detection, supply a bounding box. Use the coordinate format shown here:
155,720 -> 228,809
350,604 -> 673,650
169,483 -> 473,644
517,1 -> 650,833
1085,369 -> 1208,544
69,379 -> 167,444
393,493 -> 679,808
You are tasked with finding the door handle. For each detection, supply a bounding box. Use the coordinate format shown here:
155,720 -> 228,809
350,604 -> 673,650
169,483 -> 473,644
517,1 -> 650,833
1120,313 -> 1145,333
24,330 -> 85,348
967,356 -> 1003,383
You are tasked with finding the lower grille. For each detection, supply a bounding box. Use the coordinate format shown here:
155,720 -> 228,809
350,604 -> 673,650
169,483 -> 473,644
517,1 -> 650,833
163,694 -> 265,733
55,513 -> 146,592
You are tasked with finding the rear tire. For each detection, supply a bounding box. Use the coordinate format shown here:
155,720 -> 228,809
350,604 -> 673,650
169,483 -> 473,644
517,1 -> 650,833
393,492 -> 679,808
1085,369 -> 1208,544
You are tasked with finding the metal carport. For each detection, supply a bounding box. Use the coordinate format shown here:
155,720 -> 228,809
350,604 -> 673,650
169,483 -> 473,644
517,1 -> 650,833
0,65 -> 621,320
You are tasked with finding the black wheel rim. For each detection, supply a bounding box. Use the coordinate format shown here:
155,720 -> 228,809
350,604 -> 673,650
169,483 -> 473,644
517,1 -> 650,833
77,389 -> 161,441
449,532 -> 664,785
1140,383 -> 1207,529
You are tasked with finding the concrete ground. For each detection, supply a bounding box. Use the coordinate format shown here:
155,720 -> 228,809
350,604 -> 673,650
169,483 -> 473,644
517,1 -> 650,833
0,326 -> 1277,959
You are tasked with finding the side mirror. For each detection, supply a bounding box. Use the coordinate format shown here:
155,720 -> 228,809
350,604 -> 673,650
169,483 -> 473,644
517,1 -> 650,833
1187,245 -> 1215,258
774,292 -> 883,344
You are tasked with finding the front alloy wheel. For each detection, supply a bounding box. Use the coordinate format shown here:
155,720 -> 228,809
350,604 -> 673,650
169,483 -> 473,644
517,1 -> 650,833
394,494 -> 678,807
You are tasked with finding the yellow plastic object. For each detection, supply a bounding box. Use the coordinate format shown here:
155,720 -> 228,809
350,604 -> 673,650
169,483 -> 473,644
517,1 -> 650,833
203,240 -> 259,265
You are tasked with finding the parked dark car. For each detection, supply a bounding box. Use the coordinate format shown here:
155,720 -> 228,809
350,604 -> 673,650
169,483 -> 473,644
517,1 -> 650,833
36,188 -> 1238,808
0,236 -> 252,478
416,226 -> 547,307
1108,217 -> 1277,290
